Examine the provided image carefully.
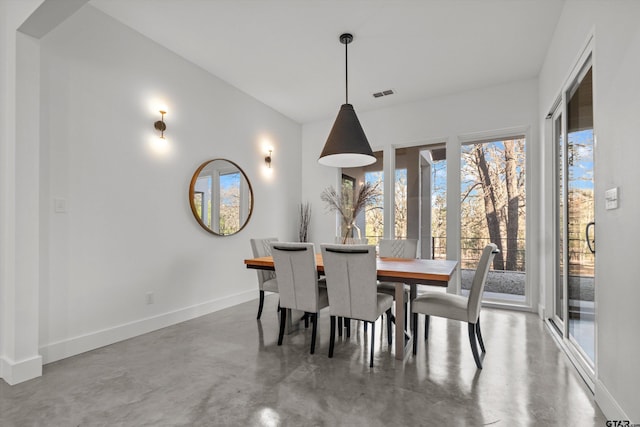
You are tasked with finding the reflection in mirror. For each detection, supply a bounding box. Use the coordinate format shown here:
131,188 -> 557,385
189,159 -> 253,235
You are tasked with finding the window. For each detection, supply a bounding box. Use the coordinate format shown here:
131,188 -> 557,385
395,168 -> 407,239
343,151 -> 384,245
365,171 -> 384,245
460,137 -> 526,303
394,145 -> 446,258
431,154 -> 447,259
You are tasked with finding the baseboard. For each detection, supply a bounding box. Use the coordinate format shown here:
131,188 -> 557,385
0,354 -> 43,385
595,379 -> 631,422
538,303 -> 546,319
40,290 -> 256,364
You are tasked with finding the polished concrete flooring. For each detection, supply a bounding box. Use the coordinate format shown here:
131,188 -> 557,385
0,295 -> 606,426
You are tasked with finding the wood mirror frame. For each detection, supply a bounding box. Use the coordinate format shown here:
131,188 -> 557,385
189,159 -> 254,236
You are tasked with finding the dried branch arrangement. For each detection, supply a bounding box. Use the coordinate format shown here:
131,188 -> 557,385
321,181 -> 379,243
298,202 -> 311,242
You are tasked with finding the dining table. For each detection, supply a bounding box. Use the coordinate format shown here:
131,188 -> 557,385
244,253 -> 458,360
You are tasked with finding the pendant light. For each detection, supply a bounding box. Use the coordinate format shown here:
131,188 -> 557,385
318,33 -> 376,168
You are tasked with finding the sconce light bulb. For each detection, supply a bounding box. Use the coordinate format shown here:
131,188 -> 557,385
265,150 -> 272,168
154,110 -> 167,140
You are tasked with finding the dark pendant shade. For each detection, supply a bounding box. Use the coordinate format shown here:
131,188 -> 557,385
318,104 -> 376,167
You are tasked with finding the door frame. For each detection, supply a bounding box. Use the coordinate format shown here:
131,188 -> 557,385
546,35 -> 596,388
550,101 -> 566,330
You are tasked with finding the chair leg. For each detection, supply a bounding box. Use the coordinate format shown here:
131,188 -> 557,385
412,313 -> 418,355
345,317 -> 351,338
424,314 -> 430,340
303,312 -> 309,329
369,321 -> 375,368
404,302 -> 408,331
278,308 -> 287,346
338,317 -> 343,337
329,316 -> 336,358
310,313 -> 318,354
386,308 -> 393,345
257,290 -> 265,319
476,318 -> 486,353
468,323 -> 482,369
364,321 -> 368,333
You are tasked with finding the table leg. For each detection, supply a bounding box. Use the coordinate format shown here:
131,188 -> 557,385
394,283 -> 406,359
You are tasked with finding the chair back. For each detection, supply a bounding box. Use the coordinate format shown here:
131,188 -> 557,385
467,243 -> 499,322
378,239 -> 418,259
250,238 -> 278,288
334,237 -> 368,244
321,244 -> 378,322
270,243 -> 319,313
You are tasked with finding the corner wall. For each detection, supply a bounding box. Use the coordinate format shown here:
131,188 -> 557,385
0,0 -> 48,385
538,0 -> 640,421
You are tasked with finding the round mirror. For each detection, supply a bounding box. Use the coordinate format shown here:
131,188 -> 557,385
189,159 -> 253,236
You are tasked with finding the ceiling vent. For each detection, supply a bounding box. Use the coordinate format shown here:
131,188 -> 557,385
373,89 -> 395,98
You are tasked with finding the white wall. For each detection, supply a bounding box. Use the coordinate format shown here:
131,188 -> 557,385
302,78 -> 539,298
37,5 -> 301,363
538,1 -> 640,422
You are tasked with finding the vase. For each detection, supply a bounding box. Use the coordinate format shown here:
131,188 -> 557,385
337,223 -> 367,244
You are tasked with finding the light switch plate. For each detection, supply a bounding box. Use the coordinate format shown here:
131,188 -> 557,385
54,198 -> 68,213
605,187 -> 618,210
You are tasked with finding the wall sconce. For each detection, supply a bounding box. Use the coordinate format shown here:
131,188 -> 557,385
265,149 -> 272,168
154,110 -> 167,139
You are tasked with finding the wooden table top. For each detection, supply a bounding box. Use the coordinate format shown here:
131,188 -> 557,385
245,254 -> 458,285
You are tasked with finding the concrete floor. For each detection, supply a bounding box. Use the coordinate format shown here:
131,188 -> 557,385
0,295 -> 606,426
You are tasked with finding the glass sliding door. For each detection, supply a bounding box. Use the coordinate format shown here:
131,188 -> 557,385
552,57 -> 595,372
460,137 -> 527,303
566,65 -> 595,364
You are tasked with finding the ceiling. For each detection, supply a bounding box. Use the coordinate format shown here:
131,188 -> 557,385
90,0 -> 565,124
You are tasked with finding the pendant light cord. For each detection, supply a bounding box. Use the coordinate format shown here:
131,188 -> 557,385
345,39 -> 349,104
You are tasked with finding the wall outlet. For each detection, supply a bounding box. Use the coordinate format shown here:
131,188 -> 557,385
146,292 -> 154,305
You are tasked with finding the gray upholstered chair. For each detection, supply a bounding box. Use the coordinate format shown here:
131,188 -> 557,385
270,242 -> 328,354
250,238 -> 279,319
411,243 -> 498,369
378,238 -> 419,259
321,244 -> 393,367
377,239 -> 417,326
377,239 -> 417,298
